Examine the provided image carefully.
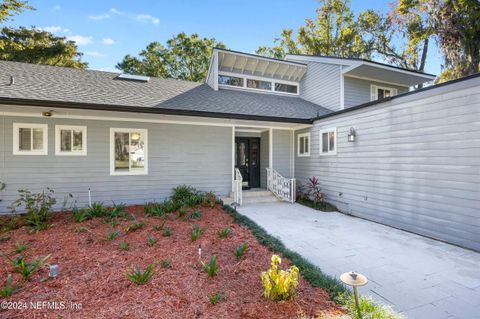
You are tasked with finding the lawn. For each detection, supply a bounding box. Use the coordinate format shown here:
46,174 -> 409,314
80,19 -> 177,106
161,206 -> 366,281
0,191 -> 342,318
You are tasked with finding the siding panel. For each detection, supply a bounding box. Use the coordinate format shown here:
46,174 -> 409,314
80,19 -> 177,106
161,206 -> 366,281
344,77 -> 409,108
295,77 -> 480,251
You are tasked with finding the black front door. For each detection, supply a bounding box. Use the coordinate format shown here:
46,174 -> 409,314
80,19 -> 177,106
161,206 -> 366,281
235,137 -> 260,189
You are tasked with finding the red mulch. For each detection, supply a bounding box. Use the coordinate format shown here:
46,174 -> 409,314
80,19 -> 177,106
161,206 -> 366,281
0,205 -> 342,318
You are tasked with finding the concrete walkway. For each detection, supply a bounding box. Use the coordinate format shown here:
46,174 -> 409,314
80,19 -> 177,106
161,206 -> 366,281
237,202 -> 480,319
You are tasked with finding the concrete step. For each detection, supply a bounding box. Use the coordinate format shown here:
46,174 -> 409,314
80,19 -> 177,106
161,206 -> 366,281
228,189 -> 273,198
222,190 -> 280,206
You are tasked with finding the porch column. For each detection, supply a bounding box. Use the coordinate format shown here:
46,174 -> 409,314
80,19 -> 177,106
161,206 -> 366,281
231,126 -> 235,192
269,128 -> 273,169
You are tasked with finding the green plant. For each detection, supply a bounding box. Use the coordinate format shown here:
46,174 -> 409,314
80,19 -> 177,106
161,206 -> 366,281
14,242 -> 29,254
124,221 -> 145,233
178,205 -> 189,218
171,185 -> 197,203
127,264 -> 155,285
217,227 -> 232,239
162,199 -> 181,214
0,274 -> 20,297
147,236 -> 157,247
261,254 -> 299,301
118,241 -> 129,251
162,226 -> 173,237
0,216 -> 22,233
144,202 -> 165,217
202,192 -> 217,208
87,202 -> 108,218
107,202 -> 127,220
72,207 -> 92,223
9,188 -> 56,231
160,259 -> 172,269
7,254 -> 51,281
234,243 -> 249,261
107,222 -> 120,241
202,255 -> 218,277
208,290 -> 225,305
191,224 -> 204,241
184,209 -> 202,221
338,293 -> 405,319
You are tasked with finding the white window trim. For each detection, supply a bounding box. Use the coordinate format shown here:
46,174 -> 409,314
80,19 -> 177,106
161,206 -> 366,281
218,71 -> 300,96
297,132 -> 310,157
55,125 -> 87,156
13,123 -> 48,155
319,127 -> 337,156
370,84 -> 398,101
110,128 -> 148,176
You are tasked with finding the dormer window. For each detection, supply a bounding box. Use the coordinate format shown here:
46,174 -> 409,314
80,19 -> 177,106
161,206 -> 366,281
219,75 -> 243,87
247,79 -> 272,91
275,83 -> 298,94
217,72 -> 299,95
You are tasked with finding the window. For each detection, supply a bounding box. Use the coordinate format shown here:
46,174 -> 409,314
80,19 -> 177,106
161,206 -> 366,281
55,125 -> 87,155
370,85 -> 398,101
13,123 -> 48,155
319,128 -> 337,156
275,83 -> 298,94
297,133 -> 310,157
110,128 -> 148,175
247,79 -> 272,91
218,75 -> 243,87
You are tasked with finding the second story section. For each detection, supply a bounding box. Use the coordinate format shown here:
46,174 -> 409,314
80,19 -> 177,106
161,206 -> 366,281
286,54 -> 436,112
206,48 -> 307,97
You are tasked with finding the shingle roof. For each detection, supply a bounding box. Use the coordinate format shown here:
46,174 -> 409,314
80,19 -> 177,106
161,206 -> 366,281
0,60 -> 331,122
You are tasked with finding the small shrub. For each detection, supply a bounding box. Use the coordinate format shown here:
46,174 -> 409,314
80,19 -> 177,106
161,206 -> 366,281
171,185 -> 197,203
72,207 -> 92,223
178,206 -> 189,218
1,274 -> 20,297
14,242 -> 29,254
234,243 -> 249,261
191,225 -> 204,241
7,255 -> 51,281
162,226 -> 173,237
147,236 -> 157,247
261,254 -> 299,301
127,264 -> 155,285
217,227 -> 232,239
202,255 -> 218,277
184,209 -> 202,221
144,202 -> 165,217
107,222 -> 120,241
107,202 -> 127,220
88,202 -> 108,218
0,216 -> 22,233
181,194 -> 203,208
208,290 -> 225,305
124,221 -> 145,233
118,241 -> 129,251
10,188 -> 56,231
202,192 -> 217,208
160,259 -> 172,269
162,199 -> 181,214
306,176 -> 326,209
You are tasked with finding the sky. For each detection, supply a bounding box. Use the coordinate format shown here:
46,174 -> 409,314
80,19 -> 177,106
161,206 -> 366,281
8,0 -> 442,75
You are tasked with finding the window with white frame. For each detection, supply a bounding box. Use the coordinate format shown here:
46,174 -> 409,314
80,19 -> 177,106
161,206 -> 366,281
297,133 -> 310,157
110,128 -> 148,175
55,125 -> 87,155
319,128 -> 337,156
370,85 -> 398,101
13,123 -> 48,155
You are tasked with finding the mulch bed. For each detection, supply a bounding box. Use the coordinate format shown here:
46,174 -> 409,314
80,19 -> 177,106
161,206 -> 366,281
0,205 -> 342,318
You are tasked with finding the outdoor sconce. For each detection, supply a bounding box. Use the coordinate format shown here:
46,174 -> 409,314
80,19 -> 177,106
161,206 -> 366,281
340,271 -> 368,318
348,127 -> 356,142
42,110 -> 53,117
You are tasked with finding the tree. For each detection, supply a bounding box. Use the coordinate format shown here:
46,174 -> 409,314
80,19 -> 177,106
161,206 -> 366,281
256,0 -> 372,59
117,32 -> 226,82
0,0 -> 32,23
0,27 -> 88,68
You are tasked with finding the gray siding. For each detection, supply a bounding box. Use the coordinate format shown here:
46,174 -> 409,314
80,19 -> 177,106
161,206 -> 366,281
288,59 -> 343,112
272,130 -> 292,178
295,77 -> 480,251
344,77 -> 409,109
0,116 -> 232,213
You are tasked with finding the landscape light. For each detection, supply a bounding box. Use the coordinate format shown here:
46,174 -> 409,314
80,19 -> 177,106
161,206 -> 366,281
340,271 -> 368,318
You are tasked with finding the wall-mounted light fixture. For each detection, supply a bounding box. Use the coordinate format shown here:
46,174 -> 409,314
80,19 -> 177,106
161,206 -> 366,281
348,127 -> 356,142
42,110 -> 53,117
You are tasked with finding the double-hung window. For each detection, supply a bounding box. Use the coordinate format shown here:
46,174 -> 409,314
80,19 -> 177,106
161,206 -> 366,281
13,123 -> 48,155
55,125 -> 87,155
110,128 -> 148,175
371,85 -> 398,101
297,133 -> 310,157
319,128 -> 337,156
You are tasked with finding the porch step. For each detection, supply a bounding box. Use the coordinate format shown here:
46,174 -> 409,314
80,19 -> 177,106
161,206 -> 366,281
228,189 -> 273,198
222,189 -> 280,206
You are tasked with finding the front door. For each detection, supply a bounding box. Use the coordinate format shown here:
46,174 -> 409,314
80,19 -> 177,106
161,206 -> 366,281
235,137 -> 260,189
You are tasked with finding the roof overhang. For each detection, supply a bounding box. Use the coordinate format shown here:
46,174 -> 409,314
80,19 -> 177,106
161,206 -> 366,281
342,62 -> 436,87
216,48 -> 307,82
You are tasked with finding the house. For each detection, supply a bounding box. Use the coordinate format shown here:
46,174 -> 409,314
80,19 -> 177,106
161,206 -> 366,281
0,48 -> 479,251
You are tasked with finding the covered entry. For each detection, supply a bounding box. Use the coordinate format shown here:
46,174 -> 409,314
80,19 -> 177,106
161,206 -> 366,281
235,137 -> 260,189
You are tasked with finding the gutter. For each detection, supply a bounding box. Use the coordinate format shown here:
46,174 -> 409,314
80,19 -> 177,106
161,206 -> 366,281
0,97 -> 312,124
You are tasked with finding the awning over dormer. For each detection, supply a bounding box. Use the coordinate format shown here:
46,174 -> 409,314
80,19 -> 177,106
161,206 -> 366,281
216,48 -> 307,82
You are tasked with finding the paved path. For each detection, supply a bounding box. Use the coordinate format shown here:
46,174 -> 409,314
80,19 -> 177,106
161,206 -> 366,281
237,202 -> 480,319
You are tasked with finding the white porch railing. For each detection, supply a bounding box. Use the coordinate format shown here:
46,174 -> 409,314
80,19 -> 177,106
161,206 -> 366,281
266,168 -> 296,203
233,168 -> 243,206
